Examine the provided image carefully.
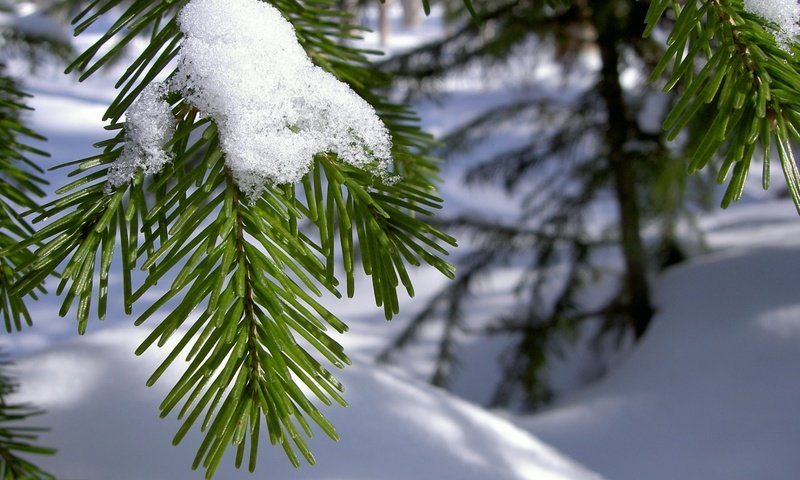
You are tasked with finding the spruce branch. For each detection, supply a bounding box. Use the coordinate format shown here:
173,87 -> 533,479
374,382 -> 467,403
0,68 -> 49,333
646,0 -> 800,211
6,0 -> 455,476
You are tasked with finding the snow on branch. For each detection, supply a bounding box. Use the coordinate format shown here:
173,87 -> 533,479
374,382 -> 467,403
743,0 -> 800,50
109,0 -> 393,200
107,82 -> 174,189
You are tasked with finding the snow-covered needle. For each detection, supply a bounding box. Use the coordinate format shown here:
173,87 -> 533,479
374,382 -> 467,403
110,0 -> 393,200
743,0 -> 800,51
107,82 -> 174,190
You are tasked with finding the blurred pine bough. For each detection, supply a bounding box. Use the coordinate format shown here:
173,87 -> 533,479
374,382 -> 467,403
378,0 -> 800,408
0,2 -> 74,475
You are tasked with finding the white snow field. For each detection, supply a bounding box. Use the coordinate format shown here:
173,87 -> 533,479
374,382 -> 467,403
520,204 -> 800,480
11,327 -> 602,480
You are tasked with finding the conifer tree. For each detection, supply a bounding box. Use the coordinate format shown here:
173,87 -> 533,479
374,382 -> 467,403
3,0 -> 800,478
379,0 -> 800,407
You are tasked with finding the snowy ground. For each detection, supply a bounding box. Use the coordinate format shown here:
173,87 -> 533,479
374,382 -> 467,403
523,206 -> 800,480
15,327 -> 603,480
5,4 -> 800,480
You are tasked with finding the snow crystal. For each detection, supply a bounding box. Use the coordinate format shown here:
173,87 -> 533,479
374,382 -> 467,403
172,0 -> 392,198
743,0 -> 800,51
107,82 -> 174,189
109,0 -> 393,198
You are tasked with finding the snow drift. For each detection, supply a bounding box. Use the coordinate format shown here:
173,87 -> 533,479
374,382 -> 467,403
523,243 -> 800,480
11,326 -> 602,480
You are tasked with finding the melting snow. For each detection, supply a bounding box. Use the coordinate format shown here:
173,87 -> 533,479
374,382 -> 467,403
743,0 -> 800,50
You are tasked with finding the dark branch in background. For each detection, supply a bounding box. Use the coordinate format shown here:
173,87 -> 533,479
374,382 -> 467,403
378,1 -> 559,79
594,2 -> 654,339
378,0 -> 712,408
380,0 -> 660,97
0,4 -> 72,66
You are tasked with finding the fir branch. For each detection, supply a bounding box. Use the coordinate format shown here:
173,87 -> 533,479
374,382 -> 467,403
8,0 -> 455,476
647,0 -> 800,211
0,67 -> 49,333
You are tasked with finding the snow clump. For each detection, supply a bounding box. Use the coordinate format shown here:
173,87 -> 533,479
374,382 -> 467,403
108,0 -> 393,200
743,0 -> 800,51
107,82 -> 174,189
